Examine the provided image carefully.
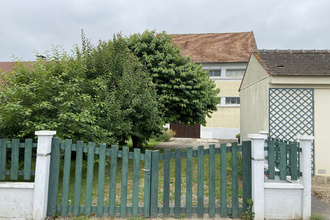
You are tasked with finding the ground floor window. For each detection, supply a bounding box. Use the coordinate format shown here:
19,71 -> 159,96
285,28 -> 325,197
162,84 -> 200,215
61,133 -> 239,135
217,96 -> 240,107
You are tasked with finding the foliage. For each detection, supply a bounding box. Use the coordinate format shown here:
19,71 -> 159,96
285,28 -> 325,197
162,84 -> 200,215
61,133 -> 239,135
0,30 -> 220,148
154,128 -> 176,142
240,199 -> 255,220
76,33 -> 162,148
0,49 -> 112,144
310,213 -> 325,220
127,30 -> 220,125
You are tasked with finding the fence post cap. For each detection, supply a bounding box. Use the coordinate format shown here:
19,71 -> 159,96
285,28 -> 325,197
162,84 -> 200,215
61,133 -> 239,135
35,130 -> 57,136
296,135 -> 314,141
248,134 -> 267,140
259,130 -> 269,135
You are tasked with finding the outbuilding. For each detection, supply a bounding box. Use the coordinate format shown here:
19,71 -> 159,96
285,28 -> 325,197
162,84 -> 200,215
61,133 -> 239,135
240,49 -> 330,176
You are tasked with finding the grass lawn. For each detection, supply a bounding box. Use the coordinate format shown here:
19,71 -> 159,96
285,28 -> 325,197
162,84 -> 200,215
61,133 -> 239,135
56,139 -> 243,209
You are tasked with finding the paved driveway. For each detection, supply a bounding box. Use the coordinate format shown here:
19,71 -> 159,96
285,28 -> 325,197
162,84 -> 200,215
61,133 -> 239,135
154,137 -> 237,149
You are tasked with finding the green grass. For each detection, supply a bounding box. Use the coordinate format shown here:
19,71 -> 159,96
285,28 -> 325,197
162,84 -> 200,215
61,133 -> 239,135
56,145 -> 243,209
310,213 -> 325,220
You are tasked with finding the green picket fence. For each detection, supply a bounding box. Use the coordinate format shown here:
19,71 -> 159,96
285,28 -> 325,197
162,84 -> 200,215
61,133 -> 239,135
47,138 -> 252,218
265,138 -> 302,180
0,139 -> 37,181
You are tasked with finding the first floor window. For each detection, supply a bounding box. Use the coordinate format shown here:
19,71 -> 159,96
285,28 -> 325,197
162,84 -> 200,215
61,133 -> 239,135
226,69 -> 245,78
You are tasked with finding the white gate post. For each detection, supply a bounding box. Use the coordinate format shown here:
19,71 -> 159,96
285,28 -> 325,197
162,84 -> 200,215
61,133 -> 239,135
248,134 -> 267,220
297,135 -> 313,220
33,130 -> 56,220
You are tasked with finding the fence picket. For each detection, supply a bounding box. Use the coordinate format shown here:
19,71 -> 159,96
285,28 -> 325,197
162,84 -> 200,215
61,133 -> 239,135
120,147 -> 129,217
0,139 -> 7,180
209,144 -> 216,218
144,150 -> 151,217
132,148 -> 140,217
85,142 -> 95,216
174,148 -> 182,218
197,145 -> 204,218
23,139 -> 33,180
231,142 -> 239,218
73,141 -> 84,216
186,147 -> 193,218
163,149 -> 171,217
268,142 -> 275,179
97,144 -> 106,217
242,141 -> 252,212
150,150 -> 159,217
61,139 -> 72,216
290,143 -> 298,180
220,143 -> 227,217
47,137 -> 61,216
108,145 -> 118,216
279,143 -> 286,180
10,139 -> 19,180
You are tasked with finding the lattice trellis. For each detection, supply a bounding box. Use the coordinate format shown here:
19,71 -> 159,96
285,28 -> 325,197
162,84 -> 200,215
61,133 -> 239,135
269,88 -> 315,175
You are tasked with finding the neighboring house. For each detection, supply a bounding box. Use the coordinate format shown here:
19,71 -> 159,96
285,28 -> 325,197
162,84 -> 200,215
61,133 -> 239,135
170,32 -> 257,139
240,49 -> 330,176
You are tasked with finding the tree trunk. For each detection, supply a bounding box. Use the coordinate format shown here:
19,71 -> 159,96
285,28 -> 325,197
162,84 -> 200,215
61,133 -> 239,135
132,135 -> 143,149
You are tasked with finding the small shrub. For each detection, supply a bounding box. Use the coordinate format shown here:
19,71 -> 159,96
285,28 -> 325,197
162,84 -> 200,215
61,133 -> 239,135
310,213 -> 325,220
240,199 -> 255,220
154,129 -> 176,142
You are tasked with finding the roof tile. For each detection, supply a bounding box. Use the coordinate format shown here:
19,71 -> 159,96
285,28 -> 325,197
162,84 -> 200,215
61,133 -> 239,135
170,32 -> 257,63
252,49 -> 330,76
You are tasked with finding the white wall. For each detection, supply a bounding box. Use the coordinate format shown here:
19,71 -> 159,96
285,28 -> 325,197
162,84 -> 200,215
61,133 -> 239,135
314,89 -> 330,176
240,55 -> 270,141
0,131 -> 56,220
0,182 -> 34,219
201,126 -> 239,139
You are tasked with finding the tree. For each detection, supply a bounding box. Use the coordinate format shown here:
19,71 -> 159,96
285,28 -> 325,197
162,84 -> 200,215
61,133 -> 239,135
127,30 -> 220,125
75,33 -> 162,148
0,48 -> 112,144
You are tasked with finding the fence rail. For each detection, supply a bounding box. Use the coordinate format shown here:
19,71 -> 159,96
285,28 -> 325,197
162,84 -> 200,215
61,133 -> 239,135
264,137 -> 302,180
0,139 -> 37,181
47,139 -> 252,218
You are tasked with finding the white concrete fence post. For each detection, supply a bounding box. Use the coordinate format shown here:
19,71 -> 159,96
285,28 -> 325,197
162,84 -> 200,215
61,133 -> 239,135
297,135 -> 314,220
33,130 -> 56,220
248,134 -> 267,220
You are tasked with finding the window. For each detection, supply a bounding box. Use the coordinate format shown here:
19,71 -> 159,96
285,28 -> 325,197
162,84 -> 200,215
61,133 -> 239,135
217,97 -> 240,107
225,97 -> 240,105
207,69 -> 221,77
226,69 -> 245,78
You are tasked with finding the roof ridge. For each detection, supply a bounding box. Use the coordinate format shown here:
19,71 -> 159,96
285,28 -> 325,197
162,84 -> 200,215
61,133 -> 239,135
252,49 -> 330,54
170,31 -> 253,36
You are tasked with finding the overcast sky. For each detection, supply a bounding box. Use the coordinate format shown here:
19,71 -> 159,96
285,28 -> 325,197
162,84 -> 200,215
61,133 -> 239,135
1,0 -> 329,61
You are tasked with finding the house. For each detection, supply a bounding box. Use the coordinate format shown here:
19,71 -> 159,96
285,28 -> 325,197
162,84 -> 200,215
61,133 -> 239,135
240,49 -> 330,176
170,32 -> 257,139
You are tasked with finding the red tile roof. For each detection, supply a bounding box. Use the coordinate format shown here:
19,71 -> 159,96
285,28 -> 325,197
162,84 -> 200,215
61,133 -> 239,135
0,62 -> 16,73
170,32 -> 257,63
